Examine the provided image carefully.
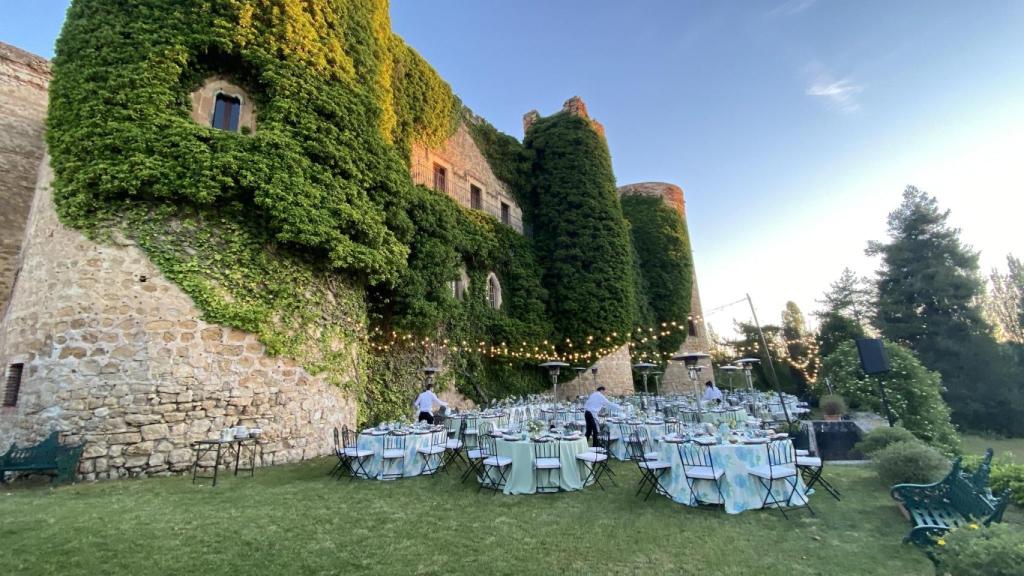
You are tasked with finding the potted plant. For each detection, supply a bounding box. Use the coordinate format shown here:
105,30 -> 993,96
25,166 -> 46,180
820,394 -> 847,421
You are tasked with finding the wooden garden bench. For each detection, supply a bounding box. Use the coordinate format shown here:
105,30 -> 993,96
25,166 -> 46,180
0,431 -> 83,485
890,457 -> 1011,547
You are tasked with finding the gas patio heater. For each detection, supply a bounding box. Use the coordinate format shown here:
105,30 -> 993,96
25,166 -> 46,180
671,352 -> 710,416
734,358 -> 761,391
650,371 -> 663,394
632,362 -> 657,395
538,361 -> 569,402
719,365 -> 741,390
573,366 -> 588,399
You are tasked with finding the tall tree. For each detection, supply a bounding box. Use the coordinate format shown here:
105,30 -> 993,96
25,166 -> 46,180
815,268 -> 873,357
781,301 -> 820,386
866,186 -> 997,429
986,255 -> 1024,344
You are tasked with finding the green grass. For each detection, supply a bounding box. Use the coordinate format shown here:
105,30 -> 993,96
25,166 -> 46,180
0,461 -> 933,576
960,434 -> 1024,464
0,459 -> 937,569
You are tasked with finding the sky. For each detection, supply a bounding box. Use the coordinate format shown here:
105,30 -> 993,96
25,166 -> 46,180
3,0 -> 1023,338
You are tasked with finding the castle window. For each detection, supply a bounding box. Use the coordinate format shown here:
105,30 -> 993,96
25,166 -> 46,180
433,164 -> 447,193
688,319 -> 698,337
3,363 -> 24,407
470,185 -> 483,210
486,272 -> 503,310
501,202 -> 510,225
211,93 -> 242,132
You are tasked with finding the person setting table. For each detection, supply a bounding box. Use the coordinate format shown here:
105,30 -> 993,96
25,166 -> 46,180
703,381 -> 723,405
583,386 -> 620,446
413,382 -> 448,424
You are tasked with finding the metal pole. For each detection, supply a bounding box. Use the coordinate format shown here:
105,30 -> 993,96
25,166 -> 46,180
746,293 -> 792,425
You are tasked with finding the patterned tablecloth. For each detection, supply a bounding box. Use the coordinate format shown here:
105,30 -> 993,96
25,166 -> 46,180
485,437 -> 593,495
605,421 -> 667,461
356,430 -> 440,480
657,439 -> 810,514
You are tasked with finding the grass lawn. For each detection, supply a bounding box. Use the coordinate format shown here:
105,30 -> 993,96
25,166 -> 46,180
960,434 -> 1024,464
0,459 -> 934,576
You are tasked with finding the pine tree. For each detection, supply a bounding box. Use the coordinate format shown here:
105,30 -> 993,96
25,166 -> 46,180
866,186 -> 999,429
815,268 -> 872,357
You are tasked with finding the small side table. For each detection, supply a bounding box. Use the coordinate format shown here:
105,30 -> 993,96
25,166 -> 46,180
191,438 -> 259,486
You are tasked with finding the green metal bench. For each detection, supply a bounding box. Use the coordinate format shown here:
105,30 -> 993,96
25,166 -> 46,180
891,457 -> 1011,547
0,431 -> 84,485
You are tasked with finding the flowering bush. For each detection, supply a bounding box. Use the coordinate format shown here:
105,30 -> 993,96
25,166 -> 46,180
818,340 -> 959,454
872,440 -> 948,485
934,523 -> 1024,576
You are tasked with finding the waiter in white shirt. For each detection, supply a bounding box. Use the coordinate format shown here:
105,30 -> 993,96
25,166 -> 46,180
702,381 -> 723,404
413,383 -> 448,424
583,386 -> 620,446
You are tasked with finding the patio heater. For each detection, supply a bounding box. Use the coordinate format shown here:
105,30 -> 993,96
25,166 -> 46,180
538,361 -> 569,402
632,362 -> 657,395
734,358 -> 760,391
590,366 -> 599,393
573,366 -> 587,400
719,365 -> 741,390
650,371 -> 663,394
672,352 -> 710,416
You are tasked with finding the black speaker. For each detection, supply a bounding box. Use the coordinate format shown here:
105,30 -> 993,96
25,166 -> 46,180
856,338 -> 891,374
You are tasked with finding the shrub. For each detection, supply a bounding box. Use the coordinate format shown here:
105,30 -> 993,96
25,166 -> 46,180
855,426 -> 918,455
820,394 -> 847,416
818,340 -> 960,454
934,523 -> 1024,576
872,440 -> 948,485
963,454 -> 1024,507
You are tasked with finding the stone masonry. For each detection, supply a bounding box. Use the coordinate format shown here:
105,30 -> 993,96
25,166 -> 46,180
618,182 -> 714,393
0,42 -> 49,314
0,158 -> 357,479
411,122 -> 523,233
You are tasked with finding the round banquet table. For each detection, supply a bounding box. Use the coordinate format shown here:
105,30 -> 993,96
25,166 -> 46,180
657,439 -> 810,514
445,412 -> 506,448
485,437 -> 594,495
356,429 -> 436,480
605,421 -> 667,461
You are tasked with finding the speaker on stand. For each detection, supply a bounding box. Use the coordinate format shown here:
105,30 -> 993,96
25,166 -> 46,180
855,338 -> 895,427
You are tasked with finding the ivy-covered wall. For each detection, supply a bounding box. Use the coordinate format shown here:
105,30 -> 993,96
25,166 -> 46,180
44,1 -> 699,423
523,112 -> 638,355
621,195 -> 694,354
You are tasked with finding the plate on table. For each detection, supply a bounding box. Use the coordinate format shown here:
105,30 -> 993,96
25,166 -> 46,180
694,436 -> 718,445
769,433 -> 789,440
742,437 -> 769,444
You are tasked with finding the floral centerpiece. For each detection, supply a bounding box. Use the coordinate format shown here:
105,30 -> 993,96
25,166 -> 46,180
525,419 -> 545,436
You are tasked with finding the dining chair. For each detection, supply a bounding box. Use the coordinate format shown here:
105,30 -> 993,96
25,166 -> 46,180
626,433 -> 671,501
380,433 -> 406,480
339,426 -> 372,480
678,441 -> 725,507
417,426 -> 447,476
532,439 -> 562,494
747,440 -> 813,519
797,450 -> 840,500
477,434 -> 512,494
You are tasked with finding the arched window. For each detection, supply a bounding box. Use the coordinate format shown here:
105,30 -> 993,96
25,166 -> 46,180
486,272 -> 502,310
212,93 -> 242,132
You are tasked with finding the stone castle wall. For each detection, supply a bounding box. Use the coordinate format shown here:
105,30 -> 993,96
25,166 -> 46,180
618,182 -> 714,392
0,42 -> 49,313
411,122 -> 523,233
559,343 -> 634,400
0,158 -> 357,479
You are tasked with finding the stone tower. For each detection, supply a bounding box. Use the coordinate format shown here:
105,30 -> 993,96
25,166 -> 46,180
618,182 -> 715,393
0,44 -> 357,480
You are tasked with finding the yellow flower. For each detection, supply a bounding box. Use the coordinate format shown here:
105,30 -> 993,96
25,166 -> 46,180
937,539 -> 946,546
968,523 -> 979,530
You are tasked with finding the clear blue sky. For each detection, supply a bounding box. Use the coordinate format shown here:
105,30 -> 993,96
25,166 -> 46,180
4,0 -> 1023,336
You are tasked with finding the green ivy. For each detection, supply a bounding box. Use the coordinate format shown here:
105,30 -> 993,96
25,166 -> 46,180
524,112 -> 637,352
621,195 -> 694,354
